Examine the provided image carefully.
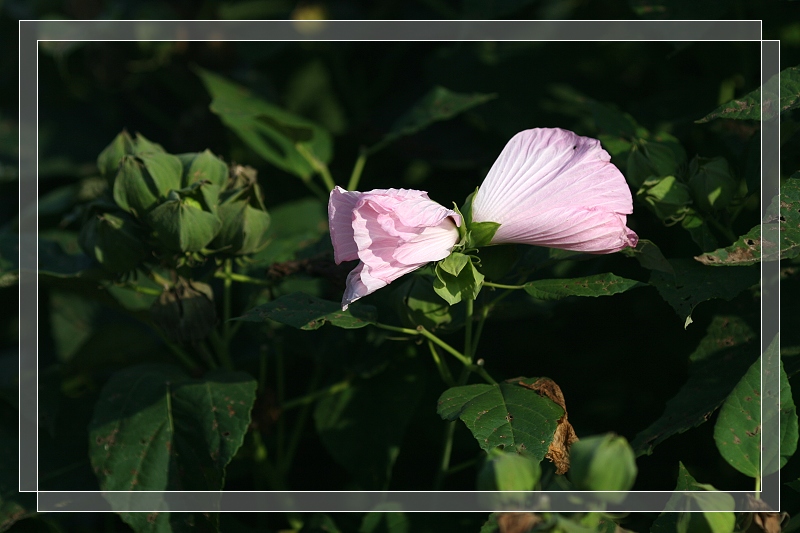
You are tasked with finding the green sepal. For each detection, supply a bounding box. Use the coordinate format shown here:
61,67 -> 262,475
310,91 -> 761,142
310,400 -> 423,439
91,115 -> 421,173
96,130 -> 135,183
467,221 -> 501,249
78,210 -> 149,273
433,252 -> 484,305
112,153 -> 183,217
147,185 -> 222,253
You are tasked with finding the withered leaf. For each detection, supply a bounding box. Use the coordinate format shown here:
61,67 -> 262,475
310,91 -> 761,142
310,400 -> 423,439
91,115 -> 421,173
517,378 -> 578,475
497,512 -> 541,533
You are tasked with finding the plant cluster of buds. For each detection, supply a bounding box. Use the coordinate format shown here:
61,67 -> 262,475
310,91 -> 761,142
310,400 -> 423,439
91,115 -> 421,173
79,131 -> 272,272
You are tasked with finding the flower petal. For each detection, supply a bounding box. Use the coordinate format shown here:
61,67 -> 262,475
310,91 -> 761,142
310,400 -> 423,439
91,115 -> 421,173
394,219 -> 460,265
328,186 -> 361,264
472,128 -> 637,253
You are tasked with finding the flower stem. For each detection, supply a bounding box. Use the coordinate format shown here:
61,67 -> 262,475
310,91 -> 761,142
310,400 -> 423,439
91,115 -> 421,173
434,420 -> 457,490
428,341 -> 456,387
483,281 -> 526,290
347,148 -> 368,191
214,270 -> 271,286
280,378 -> 351,411
279,364 -> 323,476
295,143 -> 336,191
464,298 -> 474,360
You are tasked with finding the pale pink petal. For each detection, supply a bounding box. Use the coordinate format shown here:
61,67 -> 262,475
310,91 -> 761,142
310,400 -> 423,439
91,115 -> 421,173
329,186 -> 361,264
472,128 -> 637,253
394,219 -> 460,265
330,187 -> 462,310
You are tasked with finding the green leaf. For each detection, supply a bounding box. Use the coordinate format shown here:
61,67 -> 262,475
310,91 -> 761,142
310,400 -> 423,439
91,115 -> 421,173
650,462 -> 698,533
315,360 -> 426,490
392,275 -> 461,332
636,175 -> 692,221
437,378 -> 564,459
631,316 -> 758,456
236,292 -> 377,330
248,197 -> 327,268
619,239 -> 674,274
38,238 -> 96,279
0,233 -> 17,287
359,507 -> 410,533
194,67 -> 332,180
433,254 -> 484,305
694,225 -> 762,266
779,176 -> 800,260
89,364 -> 257,492
697,65 -> 800,122
523,273 -> 644,301
653,463 -> 735,533
687,156 -> 738,212
648,259 -> 759,327
370,86 -> 496,153
715,335 -> 797,477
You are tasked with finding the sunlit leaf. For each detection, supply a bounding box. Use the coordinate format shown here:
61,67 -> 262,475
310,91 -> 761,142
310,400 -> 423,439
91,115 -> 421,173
194,67 -> 332,180
237,292 -> 376,330
437,378 -> 563,460
631,316 -> 758,456
523,273 -> 644,301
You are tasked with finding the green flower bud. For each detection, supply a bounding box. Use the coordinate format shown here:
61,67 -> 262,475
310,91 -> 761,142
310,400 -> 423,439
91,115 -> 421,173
112,153 -> 183,217
97,130 -> 134,184
210,165 -> 271,255
569,433 -> 637,502
78,210 -> 149,273
688,156 -> 738,212
131,132 -> 166,155
147,183 -> 222,253
178,149 -> 229,213
150,278 -> 216,344
476,448 -> 540,509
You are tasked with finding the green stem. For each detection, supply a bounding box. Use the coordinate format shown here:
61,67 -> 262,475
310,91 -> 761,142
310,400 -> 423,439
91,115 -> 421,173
464,298 -> 474,360
121,283 -> 162,296
446,455 -> 482,476
214,270 -> 271,286
166,342 -> 199,371
427,341 -> 456,387
346,148 -> 367,191
208,330 -> 233,370
434,420 -> 457,490
754,474 -> 761,498
296,143 -> 336,191
472,304 -> 490,357
279,364 -> 324,476
280,379 -> 351,411
275,346 -> 286,466
483,281 -> 525,290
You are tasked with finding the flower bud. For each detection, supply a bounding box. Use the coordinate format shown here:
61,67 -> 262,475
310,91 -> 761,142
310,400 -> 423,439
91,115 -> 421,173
569,433 -> 637,502
150,279 -> 216,343
97,130 -> 134,183
112,153 -> 183,217
147,183 -> 222,253
477,448 -> 540,509
78,210 -> 149,273
177,149 -> 229,212
211,165 -> 271,255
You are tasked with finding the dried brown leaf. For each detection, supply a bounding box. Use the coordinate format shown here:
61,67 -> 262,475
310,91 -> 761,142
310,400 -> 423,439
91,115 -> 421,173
497,512 -> 541,533
517,378 -> 579,475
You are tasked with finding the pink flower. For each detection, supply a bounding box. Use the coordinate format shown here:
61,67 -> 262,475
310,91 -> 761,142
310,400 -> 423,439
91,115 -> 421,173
329,186 -> 461,310
471,128 -> 638,254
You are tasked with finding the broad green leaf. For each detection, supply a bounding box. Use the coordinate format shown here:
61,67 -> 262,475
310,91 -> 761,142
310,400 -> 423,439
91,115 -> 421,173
687,156 -> 738,212
392,275 -> 462,332
49,290 -> 98,361
315,360 -> 426,490
697,65 -> 799,122
194,67 -> 332,180
119,508 -> 219,533
370,86 -> 496,154
648,259 -> 759,327
588,101 -> 639,138
694,225 -> 763,266
650,462 -> 698,533
631,316 -> 758,456
779,176 -> 800,260
437,378 -> 563,459
524,273 -> 644,300
89,364 -> 257,492
718,335 -> 798,477
637,175 -> 692,221
681,211 -> 720,253
781,65 -> 800,114
713,354 -> 761,478
236,292 -> 376,330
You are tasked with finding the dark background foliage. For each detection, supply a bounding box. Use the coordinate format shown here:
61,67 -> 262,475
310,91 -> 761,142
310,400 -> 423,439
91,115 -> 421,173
3,1 -> 800,532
